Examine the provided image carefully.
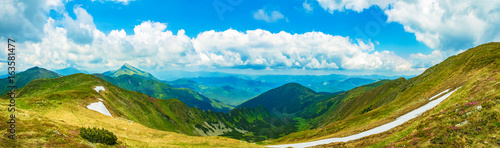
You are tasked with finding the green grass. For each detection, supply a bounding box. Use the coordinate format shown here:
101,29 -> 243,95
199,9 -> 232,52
96,74 -> 233,113
270,42 -> 500,146
1,73 -> 294,144
369,62 -> 500,147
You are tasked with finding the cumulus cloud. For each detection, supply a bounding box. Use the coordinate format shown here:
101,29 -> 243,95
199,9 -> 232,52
62,6 -> 97,44
17,18 -> 195,72
409,50 -> 446,69
315,0 -> 500,52
253,9 -> 285,22
91,0 -> 135,5
303,0 -> 313,12
385,0 -> 500,51
192,29 -> 411,71
1,0 -> 418,74
316,0 -> 395,13
0,0 -> 64,42
12,18 -> 414,73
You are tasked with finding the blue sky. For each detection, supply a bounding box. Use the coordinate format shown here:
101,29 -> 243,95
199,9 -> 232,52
1,0 -> 499,76
62,0 -> 431,57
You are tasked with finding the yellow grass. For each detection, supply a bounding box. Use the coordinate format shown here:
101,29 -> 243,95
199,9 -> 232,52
0,99 -> 262,148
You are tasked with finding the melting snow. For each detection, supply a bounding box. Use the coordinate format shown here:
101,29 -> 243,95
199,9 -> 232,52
429,89 -> 449,100
94,86 -> 105,93
87,101 -> 112,117
267,87 -> 461,148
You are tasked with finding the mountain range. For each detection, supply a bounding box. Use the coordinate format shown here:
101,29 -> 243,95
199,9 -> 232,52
0,42 -> 498,147
54,66 -> 89,76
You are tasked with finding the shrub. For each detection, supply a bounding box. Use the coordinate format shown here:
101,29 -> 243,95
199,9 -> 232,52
79,127 -> 117,145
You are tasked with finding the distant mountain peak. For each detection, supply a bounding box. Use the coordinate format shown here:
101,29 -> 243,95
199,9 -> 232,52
28,66 -> 41,70
103,63 -> 158,80
238,82 -> 320,114
121,63 -> 135,69
54,66 -> 88,76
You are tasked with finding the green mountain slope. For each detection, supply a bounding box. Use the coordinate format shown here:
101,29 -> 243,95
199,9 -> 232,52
271,42 -> 500,147
54,67 -> 88,75
95,74 -> 232,113
1,74 -> 292,142
185,76 -> 279,106
238,83 -> 334,115
0,66 -> 62,95
167,79 -> 258,106
103,63 -> 158,80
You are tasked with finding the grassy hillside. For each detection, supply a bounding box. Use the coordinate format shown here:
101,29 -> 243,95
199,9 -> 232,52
0,66 -> 62,95
54,67 -> 88,76
270,42 -> 500,147
294,80 -> 391,131
96,74 -> 232,113
238,83 -> 335,115
0,73 -> 293,146
0,82 -> 260,147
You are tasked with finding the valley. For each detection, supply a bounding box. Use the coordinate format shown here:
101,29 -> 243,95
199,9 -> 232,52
0,43 -> 498,147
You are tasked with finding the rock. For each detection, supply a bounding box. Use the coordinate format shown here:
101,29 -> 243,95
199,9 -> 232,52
456,120 -> 468,127
475,105 -> 482,112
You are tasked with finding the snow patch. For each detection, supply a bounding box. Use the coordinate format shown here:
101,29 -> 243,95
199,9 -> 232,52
429,89 -> 449,100
94,86 -> 105,93
98,98 -> 103,101
268,86 -> 461,148
87,101 -> 112,117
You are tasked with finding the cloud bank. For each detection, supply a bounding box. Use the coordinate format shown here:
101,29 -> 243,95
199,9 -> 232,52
5,0 -> 494,75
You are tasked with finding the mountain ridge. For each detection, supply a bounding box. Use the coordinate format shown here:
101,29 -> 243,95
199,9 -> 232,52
103,63 -> 158,80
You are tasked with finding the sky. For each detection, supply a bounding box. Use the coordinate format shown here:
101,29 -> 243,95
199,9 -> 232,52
1,0 -> 499,76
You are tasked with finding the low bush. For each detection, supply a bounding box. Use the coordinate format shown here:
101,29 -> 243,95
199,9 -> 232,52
79,127 -> 117,145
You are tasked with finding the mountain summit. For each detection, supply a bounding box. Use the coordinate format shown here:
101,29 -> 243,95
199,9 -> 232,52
103,63 -> 158,80
0,66 -> 62,95
55,67 -> 88,76
238,83 -> 328,114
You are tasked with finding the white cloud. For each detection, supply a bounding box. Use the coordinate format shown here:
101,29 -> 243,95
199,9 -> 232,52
315,0 -> 500,51
13,17 -> 414,73
1,0 -> 418,74
409,50 -> 446,69
316,0 -> 395,13
0,0 -> 64,42
385,0 -> 500,51
192,29 -> 411,71
91,0 -> 135,5
62,6 -> 97,44
253,9 -> 285,22
303,0 -> 313,12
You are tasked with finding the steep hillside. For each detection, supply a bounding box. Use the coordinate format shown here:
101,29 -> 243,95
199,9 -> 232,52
0,74 -> 260,147
238,83 -> 334,115
0,66 -> 61,95
271,42 -> 500,147
0,74 -> 292,144
294,80 -> 391,131
103,63 -> 158,80
317,78 -> 407,126
95,74 -> 232,113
